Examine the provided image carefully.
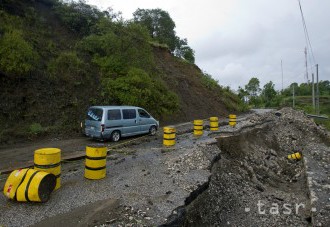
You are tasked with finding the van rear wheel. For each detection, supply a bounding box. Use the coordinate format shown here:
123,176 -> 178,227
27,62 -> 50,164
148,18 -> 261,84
111,131 -> 121,142
149,126 -> 157,136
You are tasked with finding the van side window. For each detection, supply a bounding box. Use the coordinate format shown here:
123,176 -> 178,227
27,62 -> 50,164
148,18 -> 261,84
138,109 -> 150,118
122,109 -> 136,119
108,109 -> 121,120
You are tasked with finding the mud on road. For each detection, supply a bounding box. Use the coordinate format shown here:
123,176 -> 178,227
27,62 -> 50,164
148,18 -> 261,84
0,108 -> 329,227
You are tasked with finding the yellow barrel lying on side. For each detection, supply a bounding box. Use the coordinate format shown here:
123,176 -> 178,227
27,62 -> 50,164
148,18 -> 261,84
4,168 -> 56,202
84,145 -> 107,180
194,120 -> 204,136
288,152 -> 302,160
163,127 -> 176,146
210,117 -> 219,131
3,169 -> 29,200
34,148 -> 61,190
229,114 -> 237,127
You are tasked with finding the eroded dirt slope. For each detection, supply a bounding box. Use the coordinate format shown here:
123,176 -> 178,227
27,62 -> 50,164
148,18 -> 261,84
153,47 -> 232,125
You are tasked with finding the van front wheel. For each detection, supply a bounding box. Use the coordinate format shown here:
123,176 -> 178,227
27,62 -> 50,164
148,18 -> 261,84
111,131 -> 121,142
149,126 -> 157,136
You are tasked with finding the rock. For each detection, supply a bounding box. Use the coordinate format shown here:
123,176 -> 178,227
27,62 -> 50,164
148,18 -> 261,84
106,219 -> 116,224
115,158 -> 125,164
270,149 -> 277,156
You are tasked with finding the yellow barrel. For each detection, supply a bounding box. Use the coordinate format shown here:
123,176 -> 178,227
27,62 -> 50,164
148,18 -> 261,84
4,168 -> 56,202
34,148 -> 61,190
209,117 -> 219,131
163,127 -> 176,146
288,152 -> 302,160
84,145 -> 107,180
194,120 -> 204,136
3,169 -> 29,200
229,114 -> 236,127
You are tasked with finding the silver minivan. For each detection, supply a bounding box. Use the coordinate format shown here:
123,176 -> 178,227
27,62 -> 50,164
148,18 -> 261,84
85,106 -> 159,142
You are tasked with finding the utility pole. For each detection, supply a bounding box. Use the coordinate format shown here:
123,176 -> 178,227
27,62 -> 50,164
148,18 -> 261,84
292,84 -> 295,108
281,60 -> 284,92
304,47 -> 309,83
312,73 -> 315,112
316,64 -> 320,115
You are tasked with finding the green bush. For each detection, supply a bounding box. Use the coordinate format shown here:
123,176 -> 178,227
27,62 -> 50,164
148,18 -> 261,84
0,29 -> 39,76
101,67 -> 179,117
201,73 -> 219,90
29,123 -> 45,135
47,51 -> 87,82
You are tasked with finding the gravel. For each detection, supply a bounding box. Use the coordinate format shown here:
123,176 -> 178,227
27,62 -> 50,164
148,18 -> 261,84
0,125 -> 220,226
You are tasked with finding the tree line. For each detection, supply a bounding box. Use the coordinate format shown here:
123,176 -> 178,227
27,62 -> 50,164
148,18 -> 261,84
238,77 -> 330,108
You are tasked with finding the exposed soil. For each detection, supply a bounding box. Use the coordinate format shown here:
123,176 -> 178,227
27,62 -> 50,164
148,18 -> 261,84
153,47 -> 232,126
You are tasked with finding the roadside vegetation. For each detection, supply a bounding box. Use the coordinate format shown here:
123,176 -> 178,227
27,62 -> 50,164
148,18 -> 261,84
238,78 -> 330,129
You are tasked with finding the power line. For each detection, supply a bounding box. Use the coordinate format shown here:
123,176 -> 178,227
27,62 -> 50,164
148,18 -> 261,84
282,65 -> 316,82
298,0 -> 316,66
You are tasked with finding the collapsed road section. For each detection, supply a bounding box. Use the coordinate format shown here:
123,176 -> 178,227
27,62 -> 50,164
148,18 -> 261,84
164,108 -> 330,227
0,108 -> 329,226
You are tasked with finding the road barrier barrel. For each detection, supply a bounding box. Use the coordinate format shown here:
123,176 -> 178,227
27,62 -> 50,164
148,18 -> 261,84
163,127 -> 176,146
209,117 -> 219,131
288,152 -> 302,160
229,114 -> 237,127
34,148 -> 61,190
84,145 -> 107,180
3,168 -> 56,202
194,120 -> 204,136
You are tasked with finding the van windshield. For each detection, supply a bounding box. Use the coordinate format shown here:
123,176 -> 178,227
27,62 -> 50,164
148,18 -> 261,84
87,108 -> 103,121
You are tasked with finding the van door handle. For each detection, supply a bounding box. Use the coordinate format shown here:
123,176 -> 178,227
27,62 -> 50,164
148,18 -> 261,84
135,120 -> 137,123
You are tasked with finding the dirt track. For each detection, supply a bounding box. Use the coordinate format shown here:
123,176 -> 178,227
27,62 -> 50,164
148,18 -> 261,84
0,137 -> 92,171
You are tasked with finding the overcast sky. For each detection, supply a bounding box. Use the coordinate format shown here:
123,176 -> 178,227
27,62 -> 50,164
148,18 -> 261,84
87,0 -> 329,91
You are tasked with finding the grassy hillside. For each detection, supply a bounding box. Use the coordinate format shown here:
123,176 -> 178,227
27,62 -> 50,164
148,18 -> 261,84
0,0 -> 245,143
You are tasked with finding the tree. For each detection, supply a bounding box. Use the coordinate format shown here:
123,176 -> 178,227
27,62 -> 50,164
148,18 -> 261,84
262,81 -> 277,107
133,8 -> 177,51
174,37 -> 195,63
79,22 -> 153,77
319,80 -> 330,95
47,51 -> 87,82
245,77 -> 261,97
101,68 -> 179,117
133,8 -> 195,63
0,29 -> 38,76
237,86 -> 248,102
244,77 -> 261,107
54,0 -> 105,36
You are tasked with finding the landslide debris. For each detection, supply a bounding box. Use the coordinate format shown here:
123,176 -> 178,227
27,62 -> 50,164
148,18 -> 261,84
168,108 -> 329,226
